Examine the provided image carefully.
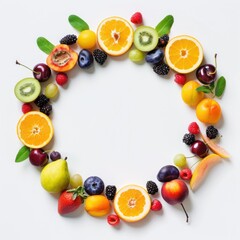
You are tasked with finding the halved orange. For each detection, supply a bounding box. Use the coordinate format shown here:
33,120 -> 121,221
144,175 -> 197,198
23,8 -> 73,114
165,35 -> 203,74
17,111 -> 54,148
97,16 -> 134,56
113,184 -> 151,222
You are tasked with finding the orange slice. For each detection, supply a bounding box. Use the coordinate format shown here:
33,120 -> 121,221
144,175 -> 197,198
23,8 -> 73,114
113,184 -> 151,222
165,35 -> 203,74
97,16 -> 134,56
17,111 -> 54,148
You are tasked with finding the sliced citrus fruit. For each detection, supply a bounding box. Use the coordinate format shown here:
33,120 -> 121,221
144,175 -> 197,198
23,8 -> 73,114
113,184 -> 151,222
97,16 -> 134,56
17,111 -> 54,148
165,35 -> 203,74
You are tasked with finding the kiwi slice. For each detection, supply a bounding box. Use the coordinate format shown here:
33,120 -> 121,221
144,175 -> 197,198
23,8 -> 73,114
134,26 -> 159,52
14,78 -> 41,102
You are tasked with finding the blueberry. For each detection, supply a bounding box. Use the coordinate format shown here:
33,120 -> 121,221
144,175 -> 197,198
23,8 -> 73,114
78,49 -> 94,69
145,48 -> 164,64
84,176 -> 104,195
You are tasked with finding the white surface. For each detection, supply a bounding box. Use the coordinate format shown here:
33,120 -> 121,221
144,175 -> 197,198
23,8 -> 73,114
1,0 -> 240,239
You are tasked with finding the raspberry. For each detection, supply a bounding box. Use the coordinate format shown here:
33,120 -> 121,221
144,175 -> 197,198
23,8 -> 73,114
60,34 -> 77,45
22,103 -> 32,114
206,125 -> 219,139
183,133 -> 195,145
56,72 -> 68,86
130,12 -> 143,24
93,49 -> 107,65
174,73 -> 187,85
180,168 -> 192,180
107,214 -> 120,226
188,122 -> 200,134
153,62 -> 170,75
146,181 -> 158,195
105,185 -> 117,200
151,199 -> 162,211
157,34 -> 169,48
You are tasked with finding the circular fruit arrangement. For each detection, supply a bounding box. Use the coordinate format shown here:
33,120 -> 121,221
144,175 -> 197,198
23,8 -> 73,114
14,12 -> 230,225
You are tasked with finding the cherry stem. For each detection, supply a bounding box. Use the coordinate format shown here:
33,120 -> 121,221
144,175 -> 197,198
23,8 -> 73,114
209,53 -> 217,75
16,60 -> 40,75
180,203 -> 189,223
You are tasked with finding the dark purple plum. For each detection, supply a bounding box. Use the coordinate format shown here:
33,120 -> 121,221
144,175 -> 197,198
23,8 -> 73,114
157,165 -> 180,182
78,49 -> 94,69
145,48 -> 164,64
50,151 -> 61,161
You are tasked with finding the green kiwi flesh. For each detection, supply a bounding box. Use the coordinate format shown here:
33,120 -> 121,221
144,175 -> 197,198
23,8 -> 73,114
134,26 -> 159,52
14,78 -> 41,103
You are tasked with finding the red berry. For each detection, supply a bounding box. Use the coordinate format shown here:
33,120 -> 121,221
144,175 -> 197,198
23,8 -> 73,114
180,168 -> 192,180
188,122 -> 200,134
107,214 -> 120,226
130,12 -> 143,24
22,103 -> 32,114
56,72 -> 68,86
151,199 -> 162,211
174,73 -> 186,85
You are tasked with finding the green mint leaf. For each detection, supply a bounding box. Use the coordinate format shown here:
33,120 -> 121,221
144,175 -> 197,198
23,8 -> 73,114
15,146 -> 30,163
155,15 -> 174,37
215,76 -> 226,97
68,15 -> 89,32
196,85 -> 212,94
36,37 -> 55,55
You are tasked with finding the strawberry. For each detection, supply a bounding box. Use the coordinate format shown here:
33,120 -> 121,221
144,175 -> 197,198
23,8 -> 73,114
130,12 -> 143,24
58,186 -> 87,215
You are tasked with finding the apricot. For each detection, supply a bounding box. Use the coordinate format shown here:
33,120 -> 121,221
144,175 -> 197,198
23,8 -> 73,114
85,195 -> 110,217
196,98 -> 222,124
77,30 -> 96,49
46,44 -> 78,72
181,80 -> 205,107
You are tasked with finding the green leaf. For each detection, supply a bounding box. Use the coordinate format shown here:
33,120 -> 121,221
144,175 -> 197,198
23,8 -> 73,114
215,76 -> 226,97
196,86 -> 212,94
209,81 -> 215,90
15,146 -> 30,163
155,15 -> 174,37
36,37 -> 55,55
68,15 -> 89,32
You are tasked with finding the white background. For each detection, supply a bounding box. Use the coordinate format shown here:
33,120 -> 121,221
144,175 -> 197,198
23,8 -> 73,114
1,0 -> 240,239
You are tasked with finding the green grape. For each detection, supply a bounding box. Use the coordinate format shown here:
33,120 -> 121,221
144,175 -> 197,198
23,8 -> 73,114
173,153 -> 187,168
70,174 -> 83,188
128,49 -> 144,62
45,83 -> 59,98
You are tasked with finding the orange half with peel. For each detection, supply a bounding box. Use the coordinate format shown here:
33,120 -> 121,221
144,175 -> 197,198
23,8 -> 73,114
17,111 -> 54,149
165,35 -> 203,74
97,16 -> 134,56
113,184 -> 151,222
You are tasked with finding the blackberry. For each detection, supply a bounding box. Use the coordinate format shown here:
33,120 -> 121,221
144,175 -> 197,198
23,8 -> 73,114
183,133 -> 195,145
34,94 -> 49,107
105,185 -> 117,200
157,34 -> 169,48
146,181 -> 158,195
40,103 -> 52,116
93,49 -> 108,65
206,125 -> 219,139
60,34 -> 77,45
153,62 -> 170,75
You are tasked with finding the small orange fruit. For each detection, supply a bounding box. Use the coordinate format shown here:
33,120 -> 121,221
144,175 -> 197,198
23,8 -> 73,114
196,98 -> 222,124
165,35 -> 203,74
181,80 -> 205,107
17,111 -> 54,148
77,30 -> 97,49
113,184 -> 151,222
97,16 -> 134,56
85,195 -> 111,217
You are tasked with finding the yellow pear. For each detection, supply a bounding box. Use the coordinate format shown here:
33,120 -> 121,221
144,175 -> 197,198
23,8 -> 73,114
40,159 -> 70,193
